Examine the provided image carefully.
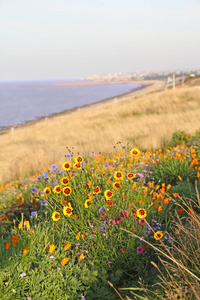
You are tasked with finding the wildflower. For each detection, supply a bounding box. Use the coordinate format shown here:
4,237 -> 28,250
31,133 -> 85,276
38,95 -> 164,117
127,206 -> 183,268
104,164 -> 109,167
104,190 -> 113,199
23,247 -> 28,255
76,232 -> 81,240
143,245 -> 148,251
62,162 -> 71,171
66,154 -> 71,158
85,199 -> 92,208
114,171 -> 124,180
177,208 -> 184,214
63,186 -> 72,196
59,170 -> 65,174
130,148 -> 140,156
79,253 -> 85,260
113,181 -> 120,190
49,256 -> 54,259
136,208 -> 147,219
127,173 -> 135,180
52,211 -> 60,221
49,244 -> 56,253
6,242 -> 11,250
154,231 -> 163,240
139,219 -> 146,225
52,179 -> 58,185
93,186 -> 101,194
75,155 -> 83,163
61,177 -> 69,185
157,206 -> 163,212
81,296 -> 86,300
108,261 -> 112,264
121,248 -> 125,254
19,273 -> 26,278
136,246 -> 144,254
63,203 -> 73,217
166,184 -> 172,190
30,230 -> 34,235
53,185 -> 62,194
31,211 -> 36,217
172,192 -> 179,198
25,220 -> 30,229
18,222 -> 22,229
64,242 -> 71,251
43,187 -> 51,196
36,176 -> 41,181
116,217 -> 122,224
32,187 -> 38,193
41,200 -> 47,206
61,258 -> 69,265
148,182 -> 154,188
51,164 -> 57,170
99,207 -> 105,214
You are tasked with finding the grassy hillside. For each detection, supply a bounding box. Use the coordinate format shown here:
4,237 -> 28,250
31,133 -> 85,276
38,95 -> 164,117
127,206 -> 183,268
0,85 -> 200,184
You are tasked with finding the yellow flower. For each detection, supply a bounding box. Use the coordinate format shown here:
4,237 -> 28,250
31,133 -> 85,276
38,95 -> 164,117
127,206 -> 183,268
53,185 -> 62,194
104,190 -> 113,200
76,232 -> 81,240
114,171 -> 124,180
49,244 -> 56,253
43,187 -> 51,196
61,177 -> 69,185
127,173 -> 135,180
73,162 -> 82,169
63,186 -> 72,196
130,148 -> 140,156
52,211 -> 60,221
18,222 -> 22,229
113,182 -> 120,190
154,231 -> 163,240
75,155 -> 83,163
61,257 -> 69,265
62,162 -> 71,171
25,220 -> 30,229
63,203 -> 73,217
136,208 -> 147,219
64,242 -> 71,251
85,199 -> 92,208
93,186 -> 101,194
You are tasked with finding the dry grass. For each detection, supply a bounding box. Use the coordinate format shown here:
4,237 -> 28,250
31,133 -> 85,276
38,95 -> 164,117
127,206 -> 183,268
1,85 -> 200,183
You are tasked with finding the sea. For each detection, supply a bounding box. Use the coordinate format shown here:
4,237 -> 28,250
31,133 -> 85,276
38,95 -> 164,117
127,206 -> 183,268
0,78 -> 143,130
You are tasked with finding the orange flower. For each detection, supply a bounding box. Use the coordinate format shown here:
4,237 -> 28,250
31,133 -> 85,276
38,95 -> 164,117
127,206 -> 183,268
49,244 -> 56,253
177,208 -> 184,214
155,185 -> 160,191
76,232 -> 81,240
30,230 -> 34,235
172,193 -> 179,198
113,181 -> 120,190
166,184 -> 172,190
64,242 -> 71,251
164,198 -> 169,205
148,182 -> 154,188
178,175 -> 182,181
157,206 -> 163,211
79,253 -> 85,260
6,242 -> 11,250
23,247 -> 28,255
61,257 -> 69,265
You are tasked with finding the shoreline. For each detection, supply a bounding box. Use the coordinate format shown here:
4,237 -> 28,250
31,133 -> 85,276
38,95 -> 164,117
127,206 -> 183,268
0,80 -> 165,134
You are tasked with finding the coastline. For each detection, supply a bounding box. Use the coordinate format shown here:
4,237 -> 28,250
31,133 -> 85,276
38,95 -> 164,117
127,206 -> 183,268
0,80 -> 165,134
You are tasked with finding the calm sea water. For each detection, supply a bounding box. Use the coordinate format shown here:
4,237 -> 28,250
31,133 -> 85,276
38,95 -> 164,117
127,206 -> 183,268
0,79 -> 142,129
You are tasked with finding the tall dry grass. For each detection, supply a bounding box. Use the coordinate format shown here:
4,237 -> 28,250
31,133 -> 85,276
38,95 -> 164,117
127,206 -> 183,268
0,85 -> 200,183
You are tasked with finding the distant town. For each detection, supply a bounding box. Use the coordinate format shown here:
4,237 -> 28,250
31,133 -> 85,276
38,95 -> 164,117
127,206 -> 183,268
84,69 -> 200,83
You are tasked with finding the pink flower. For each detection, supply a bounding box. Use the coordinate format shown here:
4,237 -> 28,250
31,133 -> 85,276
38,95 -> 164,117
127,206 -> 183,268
116,217 -> 122,224
136,246 -> 144,254
109,219 -> 116,226
139,219 -> 146,225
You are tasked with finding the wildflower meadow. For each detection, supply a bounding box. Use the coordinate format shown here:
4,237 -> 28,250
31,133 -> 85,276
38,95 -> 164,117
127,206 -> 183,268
0,130 -> 200,300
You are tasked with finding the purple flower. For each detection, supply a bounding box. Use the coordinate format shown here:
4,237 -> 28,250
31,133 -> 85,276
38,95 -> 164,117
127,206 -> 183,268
19,273 -> 26,278
66,154 -> 71,158
31,211 -> 36,217
59,170 -> 65,174
41,201 -> 47,206
53,179 -> 58,185
104,164 -> 109,167
108,261 -> 112,264
36,176 -> 41,181
51,164 -> 57,169
43,172 -> 47,177
32,187 -> 38,193
99,207 -> 105,214
49,256 -> 55,259
81,296 -> 85,300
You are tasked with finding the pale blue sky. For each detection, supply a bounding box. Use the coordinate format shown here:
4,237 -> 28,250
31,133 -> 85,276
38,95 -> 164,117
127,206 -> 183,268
0,0 -> 200,79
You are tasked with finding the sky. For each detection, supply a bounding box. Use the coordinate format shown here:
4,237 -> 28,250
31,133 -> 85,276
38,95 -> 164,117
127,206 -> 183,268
0,0 -> 200,80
